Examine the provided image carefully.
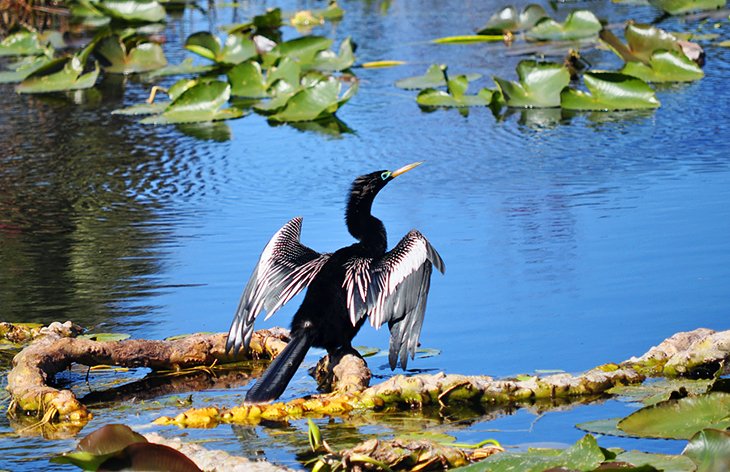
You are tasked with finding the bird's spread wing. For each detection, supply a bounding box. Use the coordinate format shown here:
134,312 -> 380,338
343,230 -> 445,369
226,217 -> 330,356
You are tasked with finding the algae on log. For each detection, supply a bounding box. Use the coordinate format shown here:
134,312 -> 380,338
6,325 -> 288,423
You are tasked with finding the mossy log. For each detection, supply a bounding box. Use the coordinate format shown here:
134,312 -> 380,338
6,324 -> 288,423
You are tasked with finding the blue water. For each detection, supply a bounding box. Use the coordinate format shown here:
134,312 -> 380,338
1,0 -> 729,469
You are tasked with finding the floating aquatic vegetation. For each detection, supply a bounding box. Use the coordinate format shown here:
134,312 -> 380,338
227,61 -> 269,98
493,60 -> 570,108
682,428 -> 730,471
141,80 -> 245,124
525,10 -> 602,41
309,37 -> 355,72
648,0 -> 727,15
16,48 -> 100,94
95,0 -> 167,23
395,64 -> 481,90
476,4 -> 548,34
417,72 -> 495,108
622,50 -> 704,82
94,34 -> 167,74
0,30 -> 53,56
561,72 -> 661,110
268,76 -> 358,123
262,35 -> 333,69
184,31 -> 257,65
140,58 -> 216,79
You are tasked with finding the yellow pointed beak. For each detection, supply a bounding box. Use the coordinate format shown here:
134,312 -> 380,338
391,161 -> 423,178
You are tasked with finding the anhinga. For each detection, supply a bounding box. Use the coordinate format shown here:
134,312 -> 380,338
226,162 -> 445,403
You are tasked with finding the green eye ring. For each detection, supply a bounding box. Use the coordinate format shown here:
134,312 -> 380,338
381,171 -> 391,180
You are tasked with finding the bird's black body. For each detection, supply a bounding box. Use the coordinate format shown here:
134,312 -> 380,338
227,164 -> 444,403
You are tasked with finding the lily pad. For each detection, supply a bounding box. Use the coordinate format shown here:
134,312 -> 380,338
0,55 -> 54,83
607,378 -> 715,405
262,35 -> 333,69
396,64 -> 481,90
310,37 -> 355,72
617,392 -> 730,439
266,57 -> 301,88
185,32 -> 257,65
682,428 -> 730,471
623,23 -> 683,64
616,450 -> 697,472
111,102 -> 168,115
417,75 -> 494,108
621,50 -> 704,82
493,60 -> 570,108
576,418 -> 633,437
561,72 -> 660,110
95,35 -> 167,74
141,80 -> 244,124
228,60 -> 268,98
269,76 -> 358,122
0,30 -> 50,56
96,0 -> 167,23
140,58 -> 216,79
526,10 -> 602,41
455,434 -> 605,471
477,4 -> 549,34
648,0 -> 726,15
16,54 -> 100,94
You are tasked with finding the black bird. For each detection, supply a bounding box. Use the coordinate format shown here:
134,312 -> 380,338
226,162 -> 445,403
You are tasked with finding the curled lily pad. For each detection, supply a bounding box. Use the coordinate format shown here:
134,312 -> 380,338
51,424 -> 147,470
396,64 -> 481,90
477,4 -> 548,34
262,35 -> 333,68
0,55 -> 54,83
648,0 -> 726,14
617,392 -> 730,439
561,72 -> 660,110
526,10 -> 602,41
310,37 -> 355,72
185,32 -> 257,65
623,23 -> 683,63
0,30 -> 50,56
141,80 -> 244,124
457,434 -> 605,472
269,76 -> 358,122
95,35 -> 167,74
96,0 -> 167,23
228,61 -> 268,98
621,50 -> 704,82
682,428 -> 730,471
16,54 -> 100,94
417,74 -> 494,108
493,60 -> 570,108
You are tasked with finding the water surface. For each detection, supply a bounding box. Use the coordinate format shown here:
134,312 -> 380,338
1,0 -> 729,469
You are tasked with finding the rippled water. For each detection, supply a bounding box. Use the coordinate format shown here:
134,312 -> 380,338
1,0 -> 730,469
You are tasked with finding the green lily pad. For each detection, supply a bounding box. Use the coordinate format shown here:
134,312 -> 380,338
617,392 -> 730,439
576,418 -> 633,437
228,60 -> 268,98
623,23 -> 682,64
493,60 -> 570,108
648,0 -> 726,15
431,35 -> 504,44
185,32 -> 257,65
96,0 -> 167,23
477,4 -> 549,34
395,64 -> 481,90
682,428 -> 730,471
310,37 -> 355,72
561,72 -> 660,110
526,10 -> 602,41
621,50 -> 704,82
140,58 -> 216,79
111,101 -> 169,115
266,57 -> 301,88
417,75 -> 494,108
141,80 -> 244,124
262,35 -> 333,69
95,35 -> 167,74
616,451 -> 697,472
0,30 -> 49,56
0,55 -> 55,83
16,54 -> 100,94
454,434 -> 605,471
268,76 -> 357,122
607,378 -> 715,405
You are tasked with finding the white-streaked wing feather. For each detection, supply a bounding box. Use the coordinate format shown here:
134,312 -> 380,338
226,217 -> 330,355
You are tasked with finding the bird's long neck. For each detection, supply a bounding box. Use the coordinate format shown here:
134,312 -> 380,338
346,194 -> 387,255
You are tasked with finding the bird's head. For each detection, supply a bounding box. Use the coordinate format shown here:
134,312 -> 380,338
349,161 -> 423,202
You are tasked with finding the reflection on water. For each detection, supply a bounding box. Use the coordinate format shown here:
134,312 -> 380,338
2,0 -> 730,469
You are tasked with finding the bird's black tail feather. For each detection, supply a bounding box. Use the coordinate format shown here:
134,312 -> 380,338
245,330 -> 313,403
